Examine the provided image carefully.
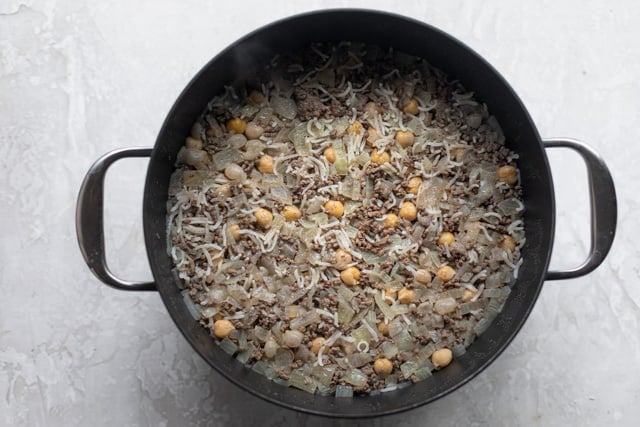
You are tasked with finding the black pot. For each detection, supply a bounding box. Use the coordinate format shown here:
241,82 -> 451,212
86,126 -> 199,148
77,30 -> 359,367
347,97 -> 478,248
76,9 -> 617,418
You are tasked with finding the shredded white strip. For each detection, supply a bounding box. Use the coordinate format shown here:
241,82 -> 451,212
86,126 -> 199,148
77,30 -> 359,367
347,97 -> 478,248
513,257 -> 524,279
357,341 -> 369,353
470,284 -> 485,302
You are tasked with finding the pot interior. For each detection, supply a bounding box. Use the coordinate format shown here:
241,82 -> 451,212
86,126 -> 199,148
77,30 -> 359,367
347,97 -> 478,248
143,9 -> 554,417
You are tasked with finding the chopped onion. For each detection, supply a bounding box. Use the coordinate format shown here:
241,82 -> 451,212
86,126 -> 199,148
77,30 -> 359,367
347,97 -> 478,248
272,96 -> 297,120
335,385 -> 354,398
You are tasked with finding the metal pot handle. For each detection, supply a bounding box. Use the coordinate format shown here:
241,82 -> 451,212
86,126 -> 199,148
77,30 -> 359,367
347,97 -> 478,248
76,147 -> 156,291
543,138 -> 617,280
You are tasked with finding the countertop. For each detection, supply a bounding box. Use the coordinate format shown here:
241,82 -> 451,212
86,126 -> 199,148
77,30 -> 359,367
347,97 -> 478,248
1,1 -> 638,426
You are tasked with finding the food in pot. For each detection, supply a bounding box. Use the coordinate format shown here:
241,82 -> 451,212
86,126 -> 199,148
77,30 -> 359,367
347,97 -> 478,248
167,43 -> 525,396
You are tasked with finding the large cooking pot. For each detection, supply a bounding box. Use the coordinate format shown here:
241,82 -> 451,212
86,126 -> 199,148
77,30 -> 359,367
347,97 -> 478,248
76,9 -> 617,418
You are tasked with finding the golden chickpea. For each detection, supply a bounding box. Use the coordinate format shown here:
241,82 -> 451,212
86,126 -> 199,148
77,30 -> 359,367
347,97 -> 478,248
431,348 -> 453,368
403,98 -> 420,115
374,358 -> 394,378
213,319 -> 235,339
398,288 -> 415,304
335,248 -> 352,267
214,184 -> 232,198
249,90 -> 265,105
497,165 -> 518,185
451,147 -> 466,161
395,130 -> 415,148
348,121 -> 364,135
399,201 -> 417,221
245,122 -> 264,139
407,176 -> 422,195
324,200 -> 344,218
310,337 -> 325,354
282,205 -> 301,221
377,321 -> 389,336
256,154 -> 274,174
340,266 -> 360,286
384,213 -> 399,228
227,223 -> 241,240
462,289 -> 475,302
366,128 -> 381,146
185,136 -> 203,149
414,269 -> 431,284
437,265 -> 456,283
438,231 -> 455,246
253,208 -> 273,229
324,146 -> 336,163
226,117 -> 247,134
370,149 -> 390,164
500,235 -> 517,251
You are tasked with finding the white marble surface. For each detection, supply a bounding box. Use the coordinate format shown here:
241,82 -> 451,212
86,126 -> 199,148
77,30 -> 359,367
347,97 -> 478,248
1,0 -> 638,426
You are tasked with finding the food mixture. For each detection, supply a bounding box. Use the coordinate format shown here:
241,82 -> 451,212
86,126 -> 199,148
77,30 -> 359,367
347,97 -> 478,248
167,43 -> 525,396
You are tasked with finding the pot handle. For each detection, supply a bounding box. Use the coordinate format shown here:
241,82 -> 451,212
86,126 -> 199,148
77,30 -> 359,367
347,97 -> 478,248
76,147 -> 157,291
543,138 -> 617,280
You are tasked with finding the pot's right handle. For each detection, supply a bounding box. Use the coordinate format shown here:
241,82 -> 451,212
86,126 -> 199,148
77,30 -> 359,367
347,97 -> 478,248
543,138 -> 617,280
76,147 -> 157,291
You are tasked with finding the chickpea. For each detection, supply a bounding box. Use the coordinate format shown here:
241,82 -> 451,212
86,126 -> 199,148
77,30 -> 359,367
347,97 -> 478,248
399,201 -> 417,221
324,200 -> 344,218
256,154 -> 274,174
253,208 -> 273,229
398,288 -> 415,304
414,269 -> 431,284
213,319 -> 235,339
214,184 -> 232,198
395,130 -> 415,148
407,176 -> 422,195
310,337 -> 325,354
185,136 -> 203,149
324,146 -> 336,163
384,213 -> 399,228
500,235 -> 517,251
245,122 -> 264,139
335,248 -> 352,268
340,266 -> 360,286
497,165 -> 518,185
366,128 -> 381,146
374,358 -> 394,378
227,223 -> 241,240
224,163 -> 246,181
431,348 -> 453,368
377,321 -> 389,336
462,289 -> 475,302
282,205 -> 301,221
264,337 -> 278,358
283,330 -> 304,348
226,117 -> 247,134
403,98 -> 420,115
451,147 -> 466,161
438,231 -> 455,246
249,90 -> 265,105
348,121 -> 364,135
437,265 -> 456,283
370,149 -> 390,164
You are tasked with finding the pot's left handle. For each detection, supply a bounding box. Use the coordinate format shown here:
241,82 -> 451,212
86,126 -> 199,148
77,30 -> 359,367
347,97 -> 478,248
76,147 -> 157,291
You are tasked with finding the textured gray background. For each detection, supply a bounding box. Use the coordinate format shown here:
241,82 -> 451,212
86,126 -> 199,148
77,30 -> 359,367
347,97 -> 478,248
1,0 -> 638,426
